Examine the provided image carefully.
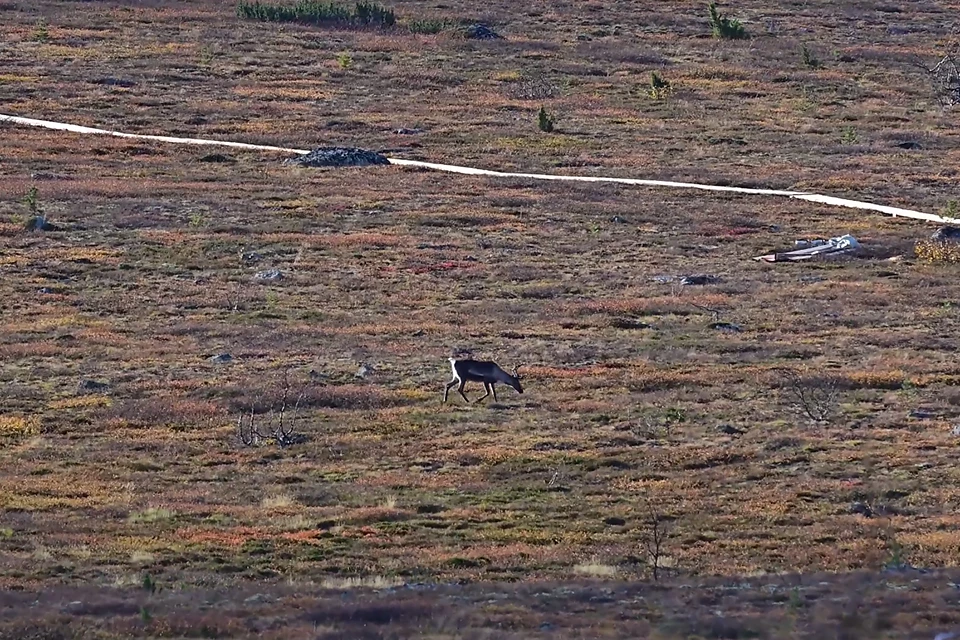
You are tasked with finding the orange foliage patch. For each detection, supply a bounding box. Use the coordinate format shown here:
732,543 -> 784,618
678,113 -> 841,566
176,526 -> 268,547
314,233 -> 408,248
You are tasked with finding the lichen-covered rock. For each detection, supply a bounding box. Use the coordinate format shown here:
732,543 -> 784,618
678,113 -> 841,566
931,225 -> 960,242
287,147 -> 390,168
463,23 -> 503,40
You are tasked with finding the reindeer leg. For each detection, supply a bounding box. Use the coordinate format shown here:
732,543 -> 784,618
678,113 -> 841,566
491,383 -> 498,402
458,380 -> 470,403
443,379 -> 458,403
474,382 -> 491,403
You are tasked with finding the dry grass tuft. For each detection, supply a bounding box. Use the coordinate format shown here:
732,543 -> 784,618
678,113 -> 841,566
0,415 -> 40,438
915,239 -> 960,263
573,562 -> 618,578
261,493 -> 300,510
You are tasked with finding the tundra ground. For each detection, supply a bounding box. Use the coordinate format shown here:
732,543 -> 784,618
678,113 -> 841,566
1,1 -> 959,638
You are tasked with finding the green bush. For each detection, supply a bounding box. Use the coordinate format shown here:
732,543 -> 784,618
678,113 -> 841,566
649,71 -> 672,99
801,43 -> 821,68
708,3 -> 746,40
237,1 -> 396,28
408,18 -> 451,34
537,106 -> 555,133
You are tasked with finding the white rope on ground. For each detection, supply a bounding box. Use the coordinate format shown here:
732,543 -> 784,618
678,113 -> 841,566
3,112 -> 958,226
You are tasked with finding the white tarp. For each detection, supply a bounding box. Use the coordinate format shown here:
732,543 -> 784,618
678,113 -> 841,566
754,234 -> 861,263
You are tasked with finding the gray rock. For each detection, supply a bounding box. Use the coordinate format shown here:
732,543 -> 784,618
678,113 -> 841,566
198,153 -> 235,164
680,274 -> 720,286
717,424 -> 745,436
355,363 -> 374,379
253,269 -> 283,281
952,425 -> 960,436
610,317 -> 651,330
464,23 -> 503,39
77,379 -> 109,394
709,322 -> 743,333
63,601 -> 85,614
850,501 -> 873,517
243,593 -> 271,604
30,172 -> 65,181
931,226 -> 960,242
209,353 -> 233,364
287,147 -> 390,168
24,215 -> 57,232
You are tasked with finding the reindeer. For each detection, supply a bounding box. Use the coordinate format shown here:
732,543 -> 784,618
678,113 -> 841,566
443,358 -> 524,404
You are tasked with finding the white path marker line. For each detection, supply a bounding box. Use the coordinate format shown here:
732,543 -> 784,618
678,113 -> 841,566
3,113 -> 958,225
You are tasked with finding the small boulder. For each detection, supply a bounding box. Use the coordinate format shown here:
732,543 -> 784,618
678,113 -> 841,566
243,593 -> 271,604
287,147 -> 390,168
463,23 -> 503,40
717,424 -> 745,436
209,353 -> 233,365
610,317 -> 650,330
253,269 -> 283,281
931,226 -> 960,242
709,321 -> 743,333
198,153 -> 236,164
24,215 -> 57,232
62,601 -> 85,614
355,363 -> 374,379
77,379 -> 110,395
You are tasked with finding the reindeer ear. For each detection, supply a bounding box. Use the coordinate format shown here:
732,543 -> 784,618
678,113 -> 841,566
513,364 -> 523,379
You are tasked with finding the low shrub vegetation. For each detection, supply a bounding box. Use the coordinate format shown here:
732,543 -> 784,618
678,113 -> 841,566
915,239 -> 960,263
237,1 -> 396,28
709,2 -> 747,39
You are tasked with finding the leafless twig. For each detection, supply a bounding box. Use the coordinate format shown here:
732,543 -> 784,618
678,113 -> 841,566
912,46 -> 960,107
229,246 -> 247,312
779,369 -> 839,423
689,301 -> 723,323
237,368 -> 308,447
643,502 -> 672,581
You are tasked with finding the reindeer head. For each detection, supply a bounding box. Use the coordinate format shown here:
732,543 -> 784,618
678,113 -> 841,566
511,364 -> 524,394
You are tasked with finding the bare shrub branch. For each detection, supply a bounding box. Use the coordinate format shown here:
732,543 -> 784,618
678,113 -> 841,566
779,369 -> 840,423
643,502 -> 673,581
913,45 -> 960,107
237,369 -> 308,448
